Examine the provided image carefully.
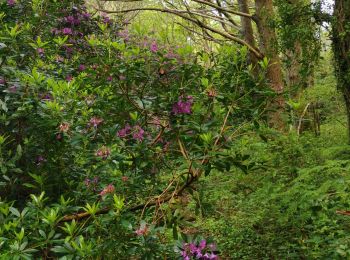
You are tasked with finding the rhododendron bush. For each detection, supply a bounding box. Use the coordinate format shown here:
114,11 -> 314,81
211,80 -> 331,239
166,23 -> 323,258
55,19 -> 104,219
0,0 -> 270,258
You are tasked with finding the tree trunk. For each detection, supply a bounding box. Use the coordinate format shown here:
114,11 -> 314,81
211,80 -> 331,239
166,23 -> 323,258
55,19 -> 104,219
332,0 -> 350,142
254,0 -> 285,129
238,0 -> 259,76
286,41 -> 302,96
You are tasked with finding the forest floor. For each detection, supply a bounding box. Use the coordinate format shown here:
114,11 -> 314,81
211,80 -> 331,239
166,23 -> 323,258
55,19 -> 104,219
180,61 -> 350,258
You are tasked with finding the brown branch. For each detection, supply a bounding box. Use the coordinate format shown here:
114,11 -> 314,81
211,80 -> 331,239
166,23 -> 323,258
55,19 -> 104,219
175,22 -> 226,43
99,7 -> 263,58
59,166 -> 197,223
215,0 -> 239,27
191,0 -> 252,18
336,210 -> 350,216
59,106 -> 235,223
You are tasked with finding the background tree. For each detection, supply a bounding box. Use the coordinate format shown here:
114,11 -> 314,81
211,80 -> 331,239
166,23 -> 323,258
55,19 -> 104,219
332,0 -> 350,141
98,0 -> 287,127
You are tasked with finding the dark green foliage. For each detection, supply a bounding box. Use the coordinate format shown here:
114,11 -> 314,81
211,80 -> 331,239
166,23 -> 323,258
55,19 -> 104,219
194,131 -> 350,259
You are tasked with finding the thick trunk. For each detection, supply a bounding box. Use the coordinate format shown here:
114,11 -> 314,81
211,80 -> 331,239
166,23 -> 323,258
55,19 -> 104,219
332,0 -> 350,141
238,0 -> 259,76
255,0 -> 285,129
286,41 -> 302,96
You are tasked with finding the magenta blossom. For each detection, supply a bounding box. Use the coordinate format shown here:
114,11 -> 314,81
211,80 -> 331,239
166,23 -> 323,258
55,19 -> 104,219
78,64 -> 86,71
66,75 -> 73,82
37,48 -> 45,55
40,92 -> 53,101
35,155 -> 46,166
62,28 -> 73,35
172,96 -> 193,115
107,76 -> 113,81
8,85 -> 17,93
82,12 -> 91,19
7,0 -> 15,6
150,41 -> 158,52
89,117 -> 103,128
65,16 -> 75,23
117,124 -> 132,138
118,29 -> 129,41
135,224 -> 148,236
132,126 -> 145,141
51,28 -> 61,35
0,78 -> 6,85
64,15 -> 80,25
95,146 -> 111,159
99,184 -> 115,196
56,55 -> 64,63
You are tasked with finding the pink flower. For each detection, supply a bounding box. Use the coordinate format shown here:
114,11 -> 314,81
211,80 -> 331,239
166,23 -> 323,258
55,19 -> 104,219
89,117 -> 103,128
117,124 -> 131,138
37,48 -> 45,55
150,41 -> 158,52
172,96 -> 193,115
95,146 -> 111,159
59,122 -> 70,132
66,75 -> 73,82
132,126 -> 145,141
51,28 -> 61,35
99,184 -> 115,196
62,28 -> 73,35
135,224 -> 148,236
107,76 -> 113,82
85,96 -> 95,106
78,64 -> 86,71
7,0 -> 15,6
8,85 -> 17,93
56,133 -> 63,141
117,29 -> 129,41
121,176 -> 129,182
35,155 -> 46,166
55,55 -> 64,63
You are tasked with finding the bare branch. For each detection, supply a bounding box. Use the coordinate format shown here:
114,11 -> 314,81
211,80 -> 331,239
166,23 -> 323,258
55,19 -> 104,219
99,7 -> 263,58
191,0 -> 253,18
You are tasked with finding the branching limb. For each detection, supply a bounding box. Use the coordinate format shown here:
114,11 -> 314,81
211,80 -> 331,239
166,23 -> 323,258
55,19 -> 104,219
98,7 -> 263,58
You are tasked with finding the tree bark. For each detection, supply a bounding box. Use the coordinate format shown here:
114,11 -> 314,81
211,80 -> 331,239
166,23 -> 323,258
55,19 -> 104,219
332,0 -> 350,142
254,0 -> 285,129
238,0 -> 259,76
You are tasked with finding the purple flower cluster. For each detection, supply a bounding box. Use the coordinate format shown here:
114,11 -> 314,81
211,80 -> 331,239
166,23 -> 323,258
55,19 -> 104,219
132,126 -> 145,141
64,15 -> 81,26
62,27 -> 73,35
88,117 -> 103,128
150,41 -> 158,52
117,29 -> 130,41
39,92 -> 53,101
99,184 -> 115,196
117,124 -> 145,141
181,240 -> 218,260
101,13 -> 112,24
95,146 -> 111,159
78,64 -> 86,71
37,48 -> 45,56
7,0 -> 15,7
66,75 -> 73,82
85,176 -> 99,187
84,177 -> 99,192
172,96 -> 193,115
8,85 -> 17,93
135,223 -> 149,236
35,155 -> 46,166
